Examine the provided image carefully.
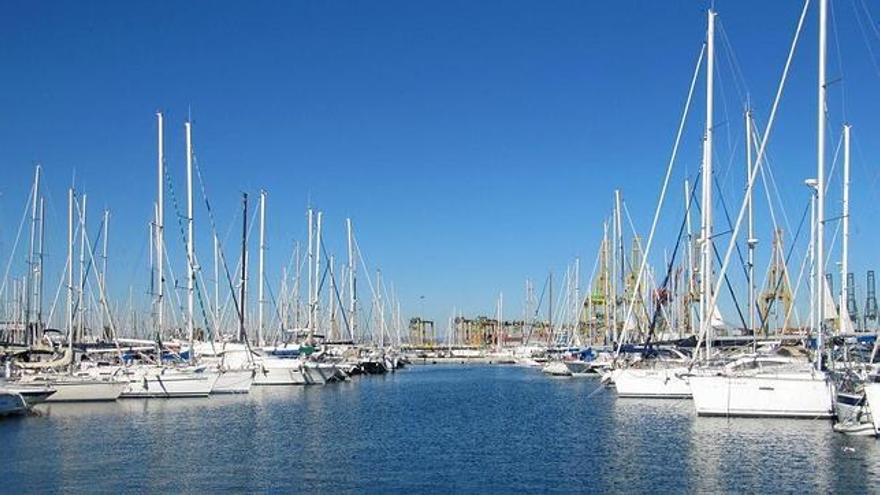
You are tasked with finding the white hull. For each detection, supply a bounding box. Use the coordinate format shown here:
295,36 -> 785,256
212,369 -> 254,394
863,382 -> 880,433
121,367 -> 218,398
253,357 -> 308,386
689,372 -> 833,418
613,367 -> 691,398
303,362 -> 340,385
36,379 -> 125,402
541,362 -> 571,377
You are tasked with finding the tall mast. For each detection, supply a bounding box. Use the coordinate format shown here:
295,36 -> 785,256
36,196 -> 45,332
684,179 -> 694,337
840,124 -> 851,333
67,188 -> 74,363
78,194 -> 87,342
602,220 -> 611,341
746,109 -> 757,347
816,0 -> 828,368
156,111 -> 165,339
239,193 -> 248,342
614,189 -> 623,339
307,208 -> 314,334
700,9 -> 716,357
25,165 -> 40,344
575,256 -> 581,336
214,234 -> 220,337
548,270 -> 553,343
347,218 -> 357,341
102,208 -> 110,336
312,211 -> 323,342
258,189 -> 266,346
185,119 -> 195,358
329,254 -> 336,340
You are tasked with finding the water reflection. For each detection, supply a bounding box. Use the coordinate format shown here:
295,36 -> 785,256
2,366 -> 879,492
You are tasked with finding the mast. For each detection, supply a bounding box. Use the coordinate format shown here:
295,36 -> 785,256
307,208 -> 314,334
574,256 -> 581,342
816,0 -> 827,368
101,208 -> 110,337
156,111 -> 165,339
185,119 -> 195,358
258,189 -> 266,346
613,189 -> 623,340
312,211 -> 323,342
746,109 -> 757,347
239,193 -> 248,343
700,9 -> 716,357
548,270 -> 553,344
36,196 -> 45,333
840,124 -> 851,334
684,179 -> 694,337
329,254 -> 336,340
347,218 -> 357,341
78,194 -> 87,341
214,234 -> 220,337
25,165 -> 40,344
67,188 -> 74,365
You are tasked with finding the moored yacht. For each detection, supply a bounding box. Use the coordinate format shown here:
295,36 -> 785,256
687,353 -> 833,418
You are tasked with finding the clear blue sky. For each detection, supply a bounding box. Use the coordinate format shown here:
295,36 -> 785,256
2,1 -> 880,328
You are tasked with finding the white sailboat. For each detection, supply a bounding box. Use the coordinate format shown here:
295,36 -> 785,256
689,0 -> 834,419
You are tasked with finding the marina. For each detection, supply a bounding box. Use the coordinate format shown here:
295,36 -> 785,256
2,365 -> 880,492
4,0 -> 880,492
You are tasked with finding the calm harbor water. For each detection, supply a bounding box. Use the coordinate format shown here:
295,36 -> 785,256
2,365 -> 879,493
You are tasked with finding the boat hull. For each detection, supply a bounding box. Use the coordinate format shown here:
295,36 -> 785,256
613,367 -> 691,398
41,380 -> 125,402
121,369 -> 218,398
212,369 -> 254,394
253,358 -> 308,386
863,382 -> 880,433
689,373 -> 833,418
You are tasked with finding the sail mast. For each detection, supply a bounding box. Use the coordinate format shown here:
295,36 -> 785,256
700,9 -> 716,357
239,193 -> 248,342
347,218 -> 357,341
156,112 -> 165,339
258,190 -> 266,346
816,0 -> 827,368
67,188 -> 74,368
185,119 -> 195,359
840,124 -> 851,333
746,109 -> 757,347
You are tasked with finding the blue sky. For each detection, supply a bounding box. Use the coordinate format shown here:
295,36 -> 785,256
2,1 -> 880,329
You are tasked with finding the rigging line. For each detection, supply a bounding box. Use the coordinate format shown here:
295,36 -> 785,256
0,180 -> 35,303
319,236 -> 352,338
717,19 -> 749,105
829,0 -> 847,121
163,160 -> 219,343
644,176 -> 700,349
694,0 -> 811,358
524,273 -> 549,344
755,199 -> 810,334
70,200 -> 105,326
691,192 -> 750,334
192,155 -> 248,343
852,0 -> 880,80
712,175 -> 750,288
852,133 -> 880,215
614,41 -> 705,357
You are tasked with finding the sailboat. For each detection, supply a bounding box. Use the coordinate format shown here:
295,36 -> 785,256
13,188 -> 126,403
688,0 -> 834,419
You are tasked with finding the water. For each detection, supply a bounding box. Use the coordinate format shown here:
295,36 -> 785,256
2,365 -> 879,493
